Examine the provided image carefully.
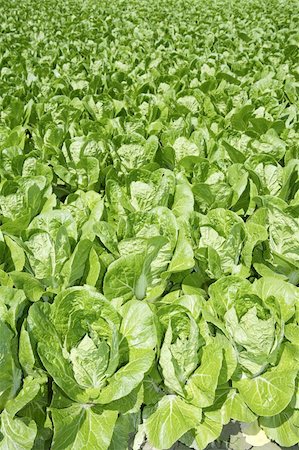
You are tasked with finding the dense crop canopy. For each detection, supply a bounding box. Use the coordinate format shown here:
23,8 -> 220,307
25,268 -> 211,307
0,0 -> 299,448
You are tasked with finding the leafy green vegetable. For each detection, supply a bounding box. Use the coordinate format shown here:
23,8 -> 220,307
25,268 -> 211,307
0,0 -> 299,448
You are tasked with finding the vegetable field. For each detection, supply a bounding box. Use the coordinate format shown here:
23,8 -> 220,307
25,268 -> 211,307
0,0 -> 299,448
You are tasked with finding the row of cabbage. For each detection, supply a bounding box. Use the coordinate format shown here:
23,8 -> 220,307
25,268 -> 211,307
0,0 -> 299,448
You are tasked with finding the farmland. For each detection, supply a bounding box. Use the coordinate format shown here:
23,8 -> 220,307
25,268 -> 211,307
0,0 -> 299,448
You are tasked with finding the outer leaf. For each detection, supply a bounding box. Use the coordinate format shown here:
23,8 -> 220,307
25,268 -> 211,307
167,226 -> 194,273
97,350 -> 154,404
28,303 -> 85,403
51,404 -> 118,450
235,346 -> 298,416
182,416 -> 223,450
103,253 -> 144,301
120,300 -> 157,350
260,408 -> 299,447
0,321 -> 21,410
0,410 -> 37,450
5,376 -> 41,416
186,344 -> 223,408
145,395 -> 201,449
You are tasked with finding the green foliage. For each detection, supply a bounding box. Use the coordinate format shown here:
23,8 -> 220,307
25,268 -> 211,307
0,0 -> 299,448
